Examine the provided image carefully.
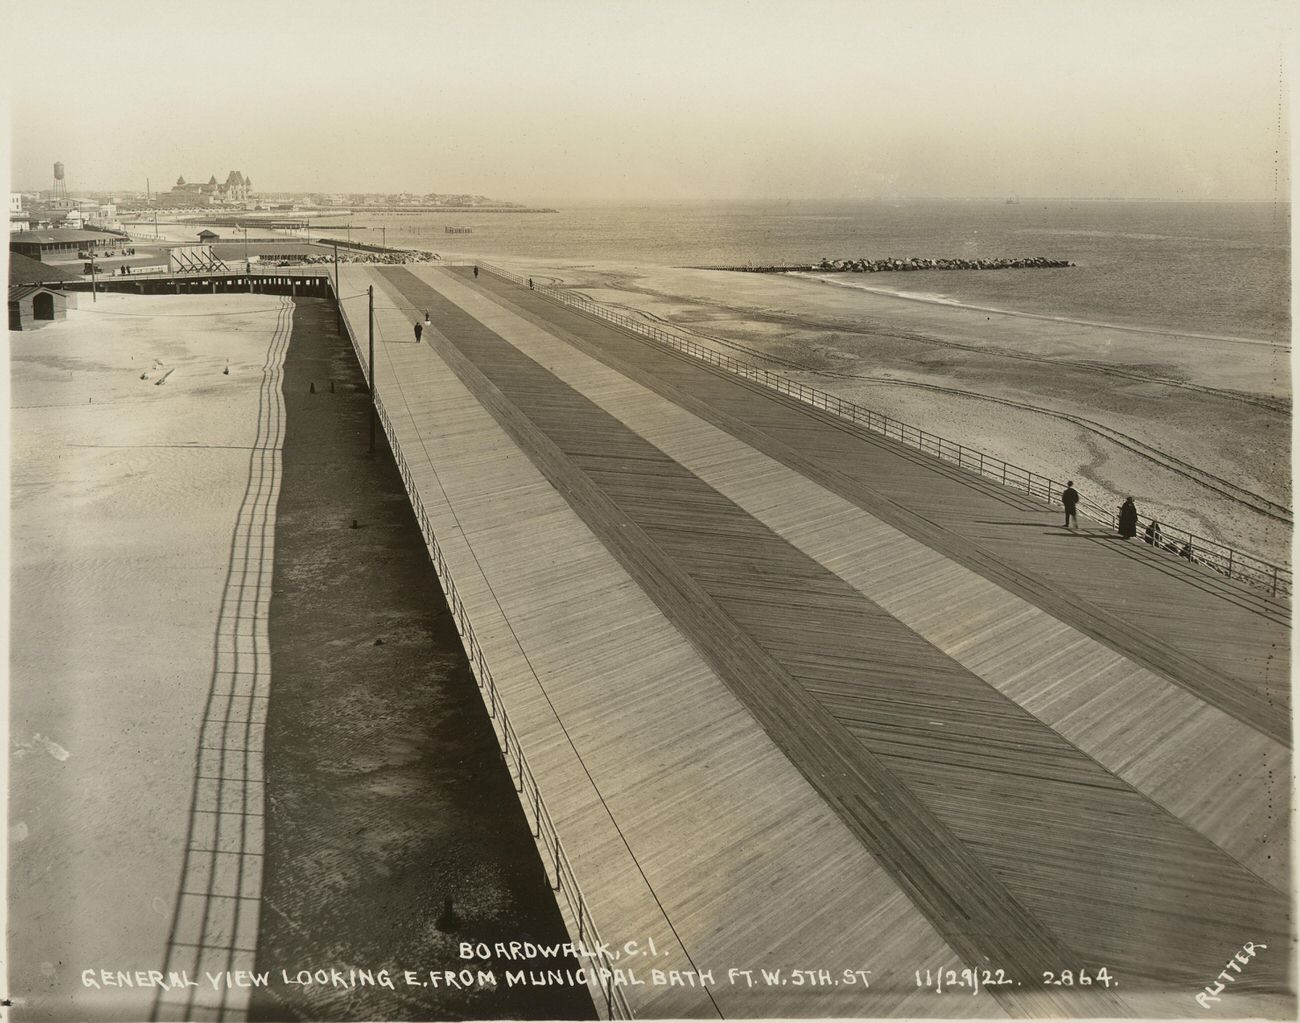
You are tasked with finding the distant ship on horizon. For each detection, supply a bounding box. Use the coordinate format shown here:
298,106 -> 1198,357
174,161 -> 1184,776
1005,196 -> 1021,205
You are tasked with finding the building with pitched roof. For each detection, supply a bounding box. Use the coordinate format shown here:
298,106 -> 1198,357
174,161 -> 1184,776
8,252 -> 81,330
10,229 -> 124,261
157,171 -> 254,207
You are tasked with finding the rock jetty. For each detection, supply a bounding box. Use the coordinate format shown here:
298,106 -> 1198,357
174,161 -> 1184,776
264,249 -> 439,268
715,256 -> 1073,273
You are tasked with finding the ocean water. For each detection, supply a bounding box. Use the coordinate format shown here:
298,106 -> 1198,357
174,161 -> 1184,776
340,200 -> 1290,343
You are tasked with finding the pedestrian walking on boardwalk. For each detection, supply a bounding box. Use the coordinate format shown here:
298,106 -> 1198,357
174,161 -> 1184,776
528,277 -> 534,289
473,265 -> 479,278
1061,480 -> 1080,529
414,321 -> 423,342
1118,497 -> 1138,539
1144,519 -> 1162,547
424,309 -> 431,324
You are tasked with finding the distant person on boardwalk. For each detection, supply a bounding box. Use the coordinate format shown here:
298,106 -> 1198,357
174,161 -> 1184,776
424,309 -> 431,324
1180,542 -> 1194,561
528,277 -> 534,289
1118,497 -> 1138,539
414,321 -> 423,342
1144,519 -> 1162,546
473,265 -> 479,278
1061,480 -> 1080,529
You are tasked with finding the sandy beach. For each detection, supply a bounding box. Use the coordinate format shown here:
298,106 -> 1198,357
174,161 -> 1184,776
8,291 -> 600,1020
461,256 -> 1291,566
8,293 -> 289,1020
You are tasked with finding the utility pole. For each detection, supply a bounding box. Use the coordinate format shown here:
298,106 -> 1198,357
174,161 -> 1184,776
89,248 -> 97,302
381,226 -> 386,248
368,285 -> 375,453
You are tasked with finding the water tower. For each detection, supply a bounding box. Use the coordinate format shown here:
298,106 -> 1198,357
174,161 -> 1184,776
52,161 -> 67,199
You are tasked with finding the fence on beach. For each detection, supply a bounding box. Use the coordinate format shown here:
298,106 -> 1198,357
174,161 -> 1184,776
468,261 -> 1290,599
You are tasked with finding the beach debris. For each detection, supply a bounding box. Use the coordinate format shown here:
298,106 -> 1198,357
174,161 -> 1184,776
435,895 -> 460,931
223,361 -> 230,376
329,380 -> 335,393
351,518 -> 359,529
155,368 -> 176,386
310,381 -> 316,393
373,638 -> 384,646
13,733 -> 71,762
140,371 -> 149,380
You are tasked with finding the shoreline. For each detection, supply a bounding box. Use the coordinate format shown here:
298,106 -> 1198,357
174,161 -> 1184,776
470,257 -> 1290,565
788,271 -> 1289,349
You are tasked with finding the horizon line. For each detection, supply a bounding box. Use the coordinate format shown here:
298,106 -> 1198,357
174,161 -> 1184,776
7,189 -> 1292,206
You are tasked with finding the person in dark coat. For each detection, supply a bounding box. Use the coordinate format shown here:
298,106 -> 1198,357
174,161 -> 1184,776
473,265 -> 479,278
1061,480 -> 1080,529
1118,497 -> 1138,538
1144,519 -> 1162,546
414,321 -> 423,342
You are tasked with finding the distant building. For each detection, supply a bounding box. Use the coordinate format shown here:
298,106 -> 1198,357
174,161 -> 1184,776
34,208 -> 85,230
9,193 -> 21,213
85,203 -> 119,229
10,229 -> 122,262
157,171 -> 254,207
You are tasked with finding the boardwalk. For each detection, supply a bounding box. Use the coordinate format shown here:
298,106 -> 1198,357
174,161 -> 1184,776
336,263 -> 1292,1019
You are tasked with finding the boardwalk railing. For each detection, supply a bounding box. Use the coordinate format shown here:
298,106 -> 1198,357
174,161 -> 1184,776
470,262 -> 1290,599
331,282 -> 634,1021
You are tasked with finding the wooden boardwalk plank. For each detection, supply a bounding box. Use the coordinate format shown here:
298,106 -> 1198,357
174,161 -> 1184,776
379,267 -> 1291,1016
425,265 -> 1290,891
338,267 -> 998,1019
455,267 -> 1291,736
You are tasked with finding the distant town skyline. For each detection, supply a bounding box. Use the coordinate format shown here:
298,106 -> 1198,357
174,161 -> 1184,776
4,0 -> 1294,204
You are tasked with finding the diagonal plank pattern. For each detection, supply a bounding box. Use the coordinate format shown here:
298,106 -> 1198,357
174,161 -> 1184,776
425,266 -> 1290,891
345,267 -> 1004,1019
372,266 -> 1291,1016
458,268 -> 1291,743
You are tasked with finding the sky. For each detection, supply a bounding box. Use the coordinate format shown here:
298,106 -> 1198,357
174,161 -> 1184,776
2,0 -> 1295,203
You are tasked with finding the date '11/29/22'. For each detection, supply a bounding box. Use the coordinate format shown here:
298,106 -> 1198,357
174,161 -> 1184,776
915,968 -> 1116,994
